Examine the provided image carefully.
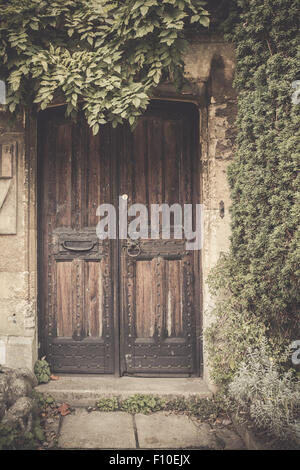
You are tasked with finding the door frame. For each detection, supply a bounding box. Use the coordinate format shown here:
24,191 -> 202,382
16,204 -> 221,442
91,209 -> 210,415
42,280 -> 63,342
30,90 -> 203,377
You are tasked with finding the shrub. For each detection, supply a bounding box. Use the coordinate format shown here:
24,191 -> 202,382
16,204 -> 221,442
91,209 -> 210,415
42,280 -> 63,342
228,341 -> 300,442
205,0 -> 300,386
0,417 -> 44,450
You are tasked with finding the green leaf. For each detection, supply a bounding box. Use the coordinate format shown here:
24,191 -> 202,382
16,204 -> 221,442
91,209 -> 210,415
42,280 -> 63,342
190,15 -> 200,23
87,36 -> 94,46
199,16 -> 209,27
92,123 -> 99,135
140,6 -> 149,16
30,22 -> 39,31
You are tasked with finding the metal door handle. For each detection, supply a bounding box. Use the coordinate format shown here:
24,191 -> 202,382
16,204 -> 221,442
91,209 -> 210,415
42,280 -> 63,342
62,240 -> 97,252
126,240 -> 141,257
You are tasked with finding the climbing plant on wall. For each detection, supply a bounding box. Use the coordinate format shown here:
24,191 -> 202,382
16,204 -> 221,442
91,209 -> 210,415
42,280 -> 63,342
205,0 -> 300,385
0,0 -> 209,133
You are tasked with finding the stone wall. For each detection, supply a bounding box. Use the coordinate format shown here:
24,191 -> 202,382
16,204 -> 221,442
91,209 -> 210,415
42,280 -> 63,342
0,365 -> 38,433
0,34 -> 236,387
184,35 -> 236,388
0,111 -> 38,370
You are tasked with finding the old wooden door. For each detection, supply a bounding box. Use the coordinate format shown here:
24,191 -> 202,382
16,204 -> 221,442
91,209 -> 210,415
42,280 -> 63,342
119,102 -> 200,375
38,107 -> 116,373
38,101 -> 200,375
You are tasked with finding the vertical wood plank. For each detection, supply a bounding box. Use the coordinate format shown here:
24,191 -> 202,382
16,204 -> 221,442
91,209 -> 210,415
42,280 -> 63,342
163,120 -> 180,206
165,260 -> 183,337
87,129 -> 101,227
84,261 -> 104,338
147,118 -> 163,207
56,261 -> 73,337
55,122 -> 72,227
154,256 -> 165,339
135,260 -> 154,337
133,119 -> 147,207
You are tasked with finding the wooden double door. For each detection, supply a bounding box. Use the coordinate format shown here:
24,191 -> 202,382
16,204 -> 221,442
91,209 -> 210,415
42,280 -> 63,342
38,101 -> 201,376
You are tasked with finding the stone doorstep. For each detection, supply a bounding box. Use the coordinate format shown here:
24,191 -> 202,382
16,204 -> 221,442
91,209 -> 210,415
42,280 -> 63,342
35,376 -> 212,406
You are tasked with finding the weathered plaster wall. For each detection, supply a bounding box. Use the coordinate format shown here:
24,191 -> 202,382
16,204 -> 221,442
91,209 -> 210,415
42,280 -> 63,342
0,34 -> 236,384
0,112 -> 37,369
184,35 -> 237,389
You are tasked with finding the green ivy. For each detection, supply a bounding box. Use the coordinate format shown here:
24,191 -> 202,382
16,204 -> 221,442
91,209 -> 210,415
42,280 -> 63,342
120,394 -> 166,414
205,0 -> 300,386
95,394 -> 226,417
0,0 -> 209,132
31,390 -> 56,408
96,396 -> 120,411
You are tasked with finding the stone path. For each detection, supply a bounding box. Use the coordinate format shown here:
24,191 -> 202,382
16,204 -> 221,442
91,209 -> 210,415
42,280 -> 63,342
48,409 -> 245,450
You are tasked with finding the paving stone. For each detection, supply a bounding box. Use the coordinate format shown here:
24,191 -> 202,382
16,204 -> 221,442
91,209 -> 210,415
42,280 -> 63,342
58,409 -> 136,449
135,412 -> 217,449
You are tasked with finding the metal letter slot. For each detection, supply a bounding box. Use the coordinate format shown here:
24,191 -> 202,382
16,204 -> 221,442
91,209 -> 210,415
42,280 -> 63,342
53,228 -> 103,260
62,240 -> 97,252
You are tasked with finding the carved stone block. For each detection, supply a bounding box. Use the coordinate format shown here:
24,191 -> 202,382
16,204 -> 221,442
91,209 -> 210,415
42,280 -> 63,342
0,142 -> 17,234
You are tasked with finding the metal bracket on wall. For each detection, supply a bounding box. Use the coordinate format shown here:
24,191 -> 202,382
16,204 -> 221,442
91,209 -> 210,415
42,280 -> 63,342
219,200 -> 225,219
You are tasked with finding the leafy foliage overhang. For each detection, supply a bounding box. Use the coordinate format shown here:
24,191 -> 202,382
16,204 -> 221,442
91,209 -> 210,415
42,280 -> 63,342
0,0 -> 209,132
